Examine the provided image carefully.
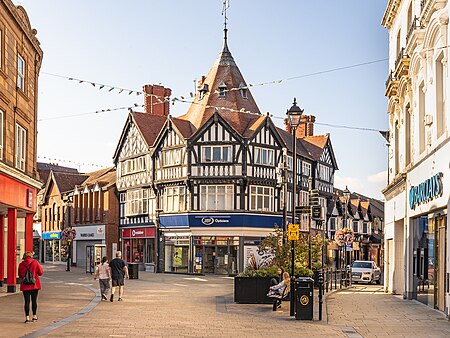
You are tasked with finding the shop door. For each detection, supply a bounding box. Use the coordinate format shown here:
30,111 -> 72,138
203,246 -> 216,274
436,217 -> 446,311
86,246 -> 94,274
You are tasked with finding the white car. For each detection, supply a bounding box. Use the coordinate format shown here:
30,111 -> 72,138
351,260 -> 381,284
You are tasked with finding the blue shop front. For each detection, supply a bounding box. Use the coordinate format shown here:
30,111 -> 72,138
160,213 -> 281,275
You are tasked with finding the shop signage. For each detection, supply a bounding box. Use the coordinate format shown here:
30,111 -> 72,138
74,225 -> 105,241
122,227 -> 155,238
409,172 -> 443,209
42,231 -> 61,240
27,189 -> 33,208
200,216 -> 230,225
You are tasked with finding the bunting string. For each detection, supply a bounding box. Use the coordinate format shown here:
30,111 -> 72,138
37,156 -> 109,169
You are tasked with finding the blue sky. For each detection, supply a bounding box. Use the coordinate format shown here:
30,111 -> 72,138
16,0 -> 389,199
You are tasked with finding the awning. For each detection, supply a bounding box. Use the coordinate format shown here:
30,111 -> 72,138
369,232 -> 383,244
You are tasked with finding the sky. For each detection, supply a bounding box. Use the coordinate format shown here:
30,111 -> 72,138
16,0 -> 389,200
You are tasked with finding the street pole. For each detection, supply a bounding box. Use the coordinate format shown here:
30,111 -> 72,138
66,240 -> 71,272
290,125 -> 297,317
282,149 -> 288,245
308,177 -> 313,271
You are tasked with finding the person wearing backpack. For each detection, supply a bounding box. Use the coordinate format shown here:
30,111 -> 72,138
18,251 -> 44,323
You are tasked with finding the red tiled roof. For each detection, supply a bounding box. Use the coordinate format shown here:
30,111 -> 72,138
80,167 -> 116,188
301,135 -> 329,161
52,172 -> 89,193
132,112 -> 168,147
177,36 -> 262,136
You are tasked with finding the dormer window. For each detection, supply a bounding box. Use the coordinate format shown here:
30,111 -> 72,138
218,81 -> 227,98
199,84 -> 209,100
239,83 -> 247,99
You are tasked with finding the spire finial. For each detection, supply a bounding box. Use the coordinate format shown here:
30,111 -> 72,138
222,1 -> 230,46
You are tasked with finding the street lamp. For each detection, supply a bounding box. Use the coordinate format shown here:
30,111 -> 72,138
343,186 -> 351,286
287,98 -> 303,317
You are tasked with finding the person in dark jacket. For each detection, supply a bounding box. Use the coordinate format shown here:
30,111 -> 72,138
18,251 -> 44,323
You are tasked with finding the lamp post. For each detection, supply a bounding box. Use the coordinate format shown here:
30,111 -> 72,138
343,186 -> 351,286
287,98 -> 303,317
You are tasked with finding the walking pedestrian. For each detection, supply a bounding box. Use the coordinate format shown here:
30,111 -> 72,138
18,251 -> 43,323
94,256 -> 111,301
109,251 -> 129,302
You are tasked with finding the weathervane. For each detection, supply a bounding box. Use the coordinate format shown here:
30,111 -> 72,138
222,0 -> 229,30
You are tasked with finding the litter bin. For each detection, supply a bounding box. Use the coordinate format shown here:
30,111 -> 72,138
128,263 -> 139,279
295,277 -> 314,320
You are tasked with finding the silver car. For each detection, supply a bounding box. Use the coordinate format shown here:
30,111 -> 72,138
351,260 -> 381,284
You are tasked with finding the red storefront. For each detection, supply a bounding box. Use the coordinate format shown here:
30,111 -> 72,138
121,227 -> 156,269
0,171 -> 38,292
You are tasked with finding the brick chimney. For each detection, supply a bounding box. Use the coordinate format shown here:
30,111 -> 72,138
143,84 -> 172,116
284,114 -> 316,138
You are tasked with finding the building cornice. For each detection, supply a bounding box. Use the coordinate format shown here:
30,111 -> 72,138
382,0 -> 402,29
0,161 -> 42,189
382,173 -> 407,201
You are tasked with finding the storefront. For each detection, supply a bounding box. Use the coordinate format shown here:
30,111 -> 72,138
42,231 -> 63,263
73,225 -> 106,271
121,226 -> 156,270
406,145 -> 449,315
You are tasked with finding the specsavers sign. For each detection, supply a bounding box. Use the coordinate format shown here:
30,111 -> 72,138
409,172 -> 443,209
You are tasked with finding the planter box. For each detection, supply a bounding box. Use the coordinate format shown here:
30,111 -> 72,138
234,277 -> 274,304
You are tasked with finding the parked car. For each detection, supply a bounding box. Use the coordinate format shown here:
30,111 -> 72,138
351,260 -> 381,284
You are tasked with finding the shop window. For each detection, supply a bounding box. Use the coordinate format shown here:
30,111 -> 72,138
15,123 -> 26,171
200,185 -> 233,210
250,186 -> 274,212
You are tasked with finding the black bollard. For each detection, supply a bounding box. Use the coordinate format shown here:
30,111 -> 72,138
318,270 -> 324,321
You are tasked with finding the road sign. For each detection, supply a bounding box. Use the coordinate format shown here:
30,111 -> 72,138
309,189 -> 320,206
295,206 -> 310,214
288,223 -> 299,241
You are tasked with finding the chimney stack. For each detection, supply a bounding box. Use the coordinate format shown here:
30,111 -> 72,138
143,84 -> 172,116
284,114 -> 316,138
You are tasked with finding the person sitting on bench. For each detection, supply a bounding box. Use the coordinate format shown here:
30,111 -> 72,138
267,271 -> 290,297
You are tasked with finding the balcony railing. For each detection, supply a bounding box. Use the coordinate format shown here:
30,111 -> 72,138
385,70 -> 396,87
395,47 -> 409,70
406,16 -> 424,42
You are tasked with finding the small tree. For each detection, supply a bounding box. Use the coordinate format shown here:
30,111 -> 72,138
258,225 -> 327,277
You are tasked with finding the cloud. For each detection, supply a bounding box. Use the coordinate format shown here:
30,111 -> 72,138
334,173 -> 386,200
368,170 -> 387,184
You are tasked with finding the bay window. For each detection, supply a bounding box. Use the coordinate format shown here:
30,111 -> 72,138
202,145 -> 232,162
254,147 -> 274,166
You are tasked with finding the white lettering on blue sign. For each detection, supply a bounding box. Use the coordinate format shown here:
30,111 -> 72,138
409,173 -> 443,209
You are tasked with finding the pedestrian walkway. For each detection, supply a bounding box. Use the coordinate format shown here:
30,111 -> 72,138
327,284 -> 450,337
2,266 -> 450,337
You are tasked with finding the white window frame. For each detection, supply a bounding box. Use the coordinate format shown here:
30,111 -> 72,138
17,54 -> 25,91
0,109 -> 3,160
122,156 -> 146,175
302,162 -> 311,177
250,185 -> 274,212
200,185 -> 234,211
254,147 -> 274,166
162,148 -> 182,167
163,186 -> 186,212
15,123 -> 26,171
125,189 -> 149,216
202,145 -> 232,163
239,83 -> 247,99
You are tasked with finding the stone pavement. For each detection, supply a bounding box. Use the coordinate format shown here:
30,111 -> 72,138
327,284 -> 450,338
1,265 -> 449,337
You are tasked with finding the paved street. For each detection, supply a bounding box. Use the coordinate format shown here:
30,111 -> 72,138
327,284 -> 450,338
1,265 -> 450,337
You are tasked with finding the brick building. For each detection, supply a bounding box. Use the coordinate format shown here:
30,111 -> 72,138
71,167 -> 119,272
0,0 -> 43,292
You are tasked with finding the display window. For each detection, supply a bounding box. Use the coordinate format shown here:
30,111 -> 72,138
124,238 -> 155,264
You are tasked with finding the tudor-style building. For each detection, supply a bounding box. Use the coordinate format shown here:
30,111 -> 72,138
113,29 -> 338,274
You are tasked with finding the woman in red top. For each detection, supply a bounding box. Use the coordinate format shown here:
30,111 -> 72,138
18,251 -> 43,323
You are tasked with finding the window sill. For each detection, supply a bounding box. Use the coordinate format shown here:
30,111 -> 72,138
17,87 -> 30,102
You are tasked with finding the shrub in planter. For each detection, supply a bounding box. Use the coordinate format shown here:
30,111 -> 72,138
235,266 -> 279,304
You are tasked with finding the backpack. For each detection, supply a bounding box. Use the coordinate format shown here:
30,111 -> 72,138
22,261 -> 36,285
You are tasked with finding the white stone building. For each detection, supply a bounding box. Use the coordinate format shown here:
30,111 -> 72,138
382,0 -> 450,315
